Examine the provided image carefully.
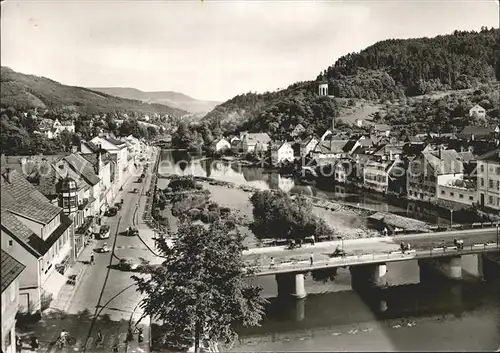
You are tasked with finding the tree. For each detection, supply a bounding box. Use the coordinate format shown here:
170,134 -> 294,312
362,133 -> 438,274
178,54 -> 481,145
172,121 -> 197,150
249,190 -> 332,241
147,126 -> 158,138
132,218 -> 266,352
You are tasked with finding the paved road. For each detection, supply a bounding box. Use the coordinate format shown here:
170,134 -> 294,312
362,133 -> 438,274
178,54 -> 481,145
243,228 -> 500,268
26,148 -> 159,353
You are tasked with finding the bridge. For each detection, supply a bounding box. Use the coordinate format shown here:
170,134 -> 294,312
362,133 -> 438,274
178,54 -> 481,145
243,227 -> 500,299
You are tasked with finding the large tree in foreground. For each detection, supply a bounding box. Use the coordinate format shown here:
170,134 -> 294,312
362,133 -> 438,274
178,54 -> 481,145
132,217 -> 266,352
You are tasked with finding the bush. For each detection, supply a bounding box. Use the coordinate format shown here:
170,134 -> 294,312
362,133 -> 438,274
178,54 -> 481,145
195,183 -> 203,190
168,177 -> 196,192
171,194 -> 209,217
187,208 -> 201,220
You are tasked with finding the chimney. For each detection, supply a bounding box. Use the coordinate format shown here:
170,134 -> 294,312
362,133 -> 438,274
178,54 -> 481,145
5,167 -> 12,183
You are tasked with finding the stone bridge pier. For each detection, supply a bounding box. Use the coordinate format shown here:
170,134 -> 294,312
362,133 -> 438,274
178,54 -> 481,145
418,256 -> 462,283
276,272 -> 307,299
350,263 -> 388,291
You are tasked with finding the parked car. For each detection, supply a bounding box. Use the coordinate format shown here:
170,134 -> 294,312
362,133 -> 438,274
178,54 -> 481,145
140,173 -> 145,178
127,227 -> 139,236
99,225 -> 110,239
133,188 -> 138,193
118,258 -> 140,271
105,207 -> 117,217
138,178 -> 143,183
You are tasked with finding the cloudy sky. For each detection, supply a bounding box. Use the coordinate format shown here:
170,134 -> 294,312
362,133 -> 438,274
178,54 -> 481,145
1,0 -> 498,101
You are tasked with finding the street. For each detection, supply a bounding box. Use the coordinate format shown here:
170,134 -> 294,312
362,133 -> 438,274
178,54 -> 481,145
21,148 -> 160,353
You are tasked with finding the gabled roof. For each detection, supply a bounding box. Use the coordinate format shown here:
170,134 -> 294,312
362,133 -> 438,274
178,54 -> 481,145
1,250 -> 25,293
1,169 -> 62,224
422,149 -> 463,175
373,144 -> 403,156
477,148 -> 500,163
270,141 -> 291,151
358,138 -> 375,147
470,104 -> 485,111
458,151 -> 476,163
314,140 -> 348,154
63,154 -> 100,186
342,140 -> 358,153
244,133 -> 271,144
460,126 -> 493,137
104,136 -> 126,147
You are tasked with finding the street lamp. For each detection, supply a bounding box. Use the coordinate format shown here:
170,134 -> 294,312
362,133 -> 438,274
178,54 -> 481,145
450,209 -> 453,229
337,236 -> 344,255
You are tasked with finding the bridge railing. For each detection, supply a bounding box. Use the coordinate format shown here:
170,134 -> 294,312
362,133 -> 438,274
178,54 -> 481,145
250,242 -> 500,275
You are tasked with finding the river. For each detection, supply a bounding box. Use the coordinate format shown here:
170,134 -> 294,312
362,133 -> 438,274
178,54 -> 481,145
158,149 -> 500,352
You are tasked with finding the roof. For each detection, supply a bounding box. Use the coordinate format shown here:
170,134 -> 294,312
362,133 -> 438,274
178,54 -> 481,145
1,169 -> 62,224
342,140 -> 358,153
314,140 -> 348,154
470,104 -> 485,111
477,148 -> 500,163
458,151 -> 476,163
244,133 -> 271,145
422,149 -> 464,175
373,144 -> 403,156
301,135 -> 318,147
460,126 -> 493,137
63,154 -> 100,186
374,124 -> 391,131
1,250 -> 25,293
311,157 -> 338,166
358,138 -> 374,147
270,141 -> 291,151
104,136 -> 126,147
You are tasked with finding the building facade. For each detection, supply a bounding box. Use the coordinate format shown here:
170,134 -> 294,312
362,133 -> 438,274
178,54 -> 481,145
477,149 -> 500,211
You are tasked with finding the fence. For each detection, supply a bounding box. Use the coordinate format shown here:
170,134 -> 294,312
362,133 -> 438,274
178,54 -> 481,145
250,242 -> 500,276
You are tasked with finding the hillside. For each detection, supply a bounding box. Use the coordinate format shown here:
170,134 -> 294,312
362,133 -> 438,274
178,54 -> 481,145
89,87 -> 220,116
0,67 -> 188,117
204,28 -> 500,136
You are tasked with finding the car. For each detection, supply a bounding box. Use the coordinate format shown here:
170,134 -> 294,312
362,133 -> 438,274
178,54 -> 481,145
127,227 -> 139,236
99,225 -> 110,239
140,173 -> 145,178
138,178 -> 143,183
133,188 -> 138,193
118,258 -> 144,271
106,207 -> 117,217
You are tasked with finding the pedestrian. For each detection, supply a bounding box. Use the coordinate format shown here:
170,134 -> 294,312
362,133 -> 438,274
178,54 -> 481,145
310,253 -> 314,266
270,257 -> 275,268
383,227 -> 388,236
311,235 -> 315,246
90,251 -> 95,265
112,344 -> 119,352
16,336 -> 22,353
96,329 -> 103,343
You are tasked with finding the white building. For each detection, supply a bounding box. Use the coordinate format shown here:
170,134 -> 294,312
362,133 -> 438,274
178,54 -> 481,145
477,149 -> 500,211
53,119 -> 75,135
270,141 -> 294,165
1,169 -> 73,314
214,138 -> 231,152
300,136 -> 319,157
469,104 -> 486,119
240,133 -> 271,153
1,251 -> 25,353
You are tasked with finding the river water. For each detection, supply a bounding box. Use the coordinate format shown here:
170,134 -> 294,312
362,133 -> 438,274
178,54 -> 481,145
158,150 -> 500,352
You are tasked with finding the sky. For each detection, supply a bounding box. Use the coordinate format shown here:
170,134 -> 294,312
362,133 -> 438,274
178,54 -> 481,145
1,0 -> 499,102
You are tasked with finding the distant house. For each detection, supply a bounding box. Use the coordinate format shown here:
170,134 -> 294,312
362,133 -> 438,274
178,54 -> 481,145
53,119 -> 75,135
310,140 -> 349,160
372,124 -> 391,137
230,139 -> 241,154
300,135 -> 319,157
214,138 -> 231,152
270,141 -> 294,166
290,124 -> 306,138
240,133 -> 271,153
469,104 -> 486,119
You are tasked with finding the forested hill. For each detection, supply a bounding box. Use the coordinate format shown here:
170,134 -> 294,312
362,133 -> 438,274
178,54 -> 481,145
320,27 -> 500,99
0,67 -> 188,117
204,28 -> 500,136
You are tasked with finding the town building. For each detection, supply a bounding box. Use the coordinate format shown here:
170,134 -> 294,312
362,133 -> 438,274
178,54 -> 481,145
407,149 -> 464,202
300,135 -> 319,158
363,157 -> 405,194
214,138 -> 231,152
240,132 -> 271,153
1,251 -> 25,353
1,169 -> 73,314
372,124 -> 391,137
270,141 -> 294,166
53,119 -> 75,135
290,124 -> 305,138
310,140 -> 349,160
469,104 -> 486,119
476,148 -> 500,211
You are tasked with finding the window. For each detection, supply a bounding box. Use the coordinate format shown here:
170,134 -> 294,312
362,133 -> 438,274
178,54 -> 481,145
441,190 -> 445,195
480,165 -> 484,173
8,239 -> 13,246
469,196 -> 474,201
459,194 -> 464,199
450,192 -> 454,197
489,196 -> 494,204
481,178 -> 484,187
489,179 -> 494,189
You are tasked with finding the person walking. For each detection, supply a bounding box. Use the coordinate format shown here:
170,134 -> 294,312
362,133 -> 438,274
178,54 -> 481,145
96,329 -> 103,343
310,253 -> 314,266
311,235 -> 316,246
90,251 -> 95,265
270,257 -> 275,268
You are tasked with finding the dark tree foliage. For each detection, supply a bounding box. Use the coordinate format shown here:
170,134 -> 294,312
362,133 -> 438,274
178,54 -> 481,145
249,190 -> 332,240
132,218 -> 266,352
319,28 -> 499,99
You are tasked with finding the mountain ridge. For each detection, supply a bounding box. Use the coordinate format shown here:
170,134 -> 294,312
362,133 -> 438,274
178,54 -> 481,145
0,67 -> 188,118
89,87 -> 221,116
